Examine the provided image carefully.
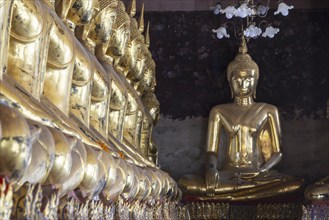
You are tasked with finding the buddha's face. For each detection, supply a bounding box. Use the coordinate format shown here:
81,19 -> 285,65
130,49 -> 146,82
137,64 -> 156,95
65,0 -> 94,25
109,23 -> 130,58
126,42 -> 142,71
230,69 -> 257,98
89,9 -> 117,43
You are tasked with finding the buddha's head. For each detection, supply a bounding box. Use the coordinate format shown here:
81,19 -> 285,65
56,0 -> 95,26
119,18 -> 144,76
107,1 -> 130,58
126,43 -> 147,84
227,37 -> 259,99
87,0 -> 118,44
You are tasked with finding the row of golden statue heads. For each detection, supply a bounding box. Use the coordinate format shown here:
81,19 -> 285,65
0,0 -> 180,218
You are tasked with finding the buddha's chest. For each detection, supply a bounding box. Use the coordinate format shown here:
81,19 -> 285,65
221,104 -> 268,135
219,105 -> 269,167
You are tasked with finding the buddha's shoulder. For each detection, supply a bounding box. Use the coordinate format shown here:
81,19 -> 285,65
210,103 -> 279,114
210,103 -> 235,114
257,102 -> 279,112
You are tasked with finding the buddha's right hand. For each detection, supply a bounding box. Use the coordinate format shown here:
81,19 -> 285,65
205,167 -> 220,196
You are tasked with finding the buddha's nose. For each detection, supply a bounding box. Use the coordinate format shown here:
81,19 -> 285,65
242,80 -> 248,88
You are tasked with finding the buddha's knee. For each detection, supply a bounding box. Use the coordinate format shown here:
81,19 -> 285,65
178,175 -> 206,194
305,183 -> 329,201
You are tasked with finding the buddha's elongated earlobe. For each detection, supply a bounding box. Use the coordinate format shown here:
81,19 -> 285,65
253,90 -> 256,99
228,82 -> 234,99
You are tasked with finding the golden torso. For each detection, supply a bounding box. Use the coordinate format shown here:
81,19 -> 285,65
211,102 -> 278,172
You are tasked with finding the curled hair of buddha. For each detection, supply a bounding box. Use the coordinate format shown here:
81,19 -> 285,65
130,18 -> 144,43
145,51 -> 156,70
98,0 -> 118,10
118,0 -> 126,11
227,36 -> 259,81
113,2 -> 130,29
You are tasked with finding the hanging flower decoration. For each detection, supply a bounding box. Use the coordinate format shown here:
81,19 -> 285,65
211,0 -> 293,40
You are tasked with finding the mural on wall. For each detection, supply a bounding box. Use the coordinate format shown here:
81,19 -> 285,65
145,9 -> 329,182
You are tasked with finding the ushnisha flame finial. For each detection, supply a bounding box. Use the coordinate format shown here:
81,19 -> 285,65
138,3 -> 145,33
128,0 -> 136,17
227,35 -> 259,81
145,21 -> 150,48
239,35 -> 248,54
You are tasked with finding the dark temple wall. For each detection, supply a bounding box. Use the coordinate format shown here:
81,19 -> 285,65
144,10 -> 329,183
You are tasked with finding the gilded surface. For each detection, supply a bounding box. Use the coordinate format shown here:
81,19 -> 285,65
0,0 -> 179,219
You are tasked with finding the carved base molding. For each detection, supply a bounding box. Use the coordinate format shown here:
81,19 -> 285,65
178,200 -> 329,220
0,179 -> 181,220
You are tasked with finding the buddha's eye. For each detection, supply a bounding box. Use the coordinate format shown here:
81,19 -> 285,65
235,78 -> 242,83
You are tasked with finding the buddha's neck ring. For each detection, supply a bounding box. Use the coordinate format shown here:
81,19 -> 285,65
234,96 -> 254,106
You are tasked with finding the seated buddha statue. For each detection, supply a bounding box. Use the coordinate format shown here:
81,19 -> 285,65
0,1 -> 13,79
136,23 -> 157,97
141,91 -> 160,164
6,0 -> 50,100
178,37 -> 303,200
116,15 -> 145,82
305,175 -> 329,201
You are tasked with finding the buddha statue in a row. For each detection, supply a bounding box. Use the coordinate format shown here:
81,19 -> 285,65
179,37 -> 303,200
305,101 -> 329,202
141,91 -> 160,165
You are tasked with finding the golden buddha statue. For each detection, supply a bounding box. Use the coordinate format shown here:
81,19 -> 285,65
75,144 -> 106,199
60,140 -> 86,197
178,37 -> 303,200
6,0 -> 50,100
14,123 -> 55,189
42,1 -> 75,115
116,17 -> 145,80
0,0 -> 14,80
136,23 -> 157,97
45,129 -> 76,188
89,0 -> 129,141
69,40 -> 93,126
89,57 -> 110,137
141,91 -> 160,164
123,89 -> 139,145
102,156 -> 128,202
0,104 -> 39,186
106,69 -> 128,140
